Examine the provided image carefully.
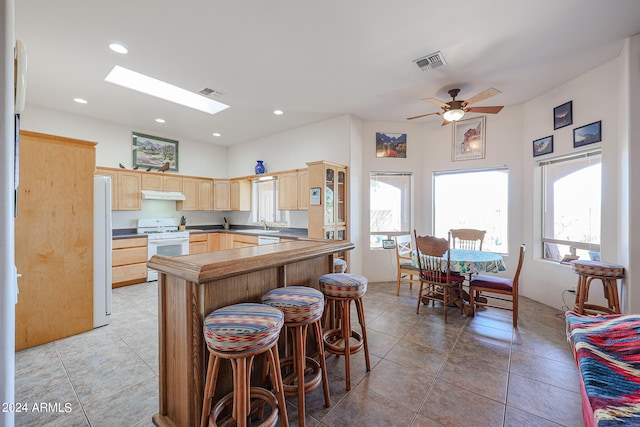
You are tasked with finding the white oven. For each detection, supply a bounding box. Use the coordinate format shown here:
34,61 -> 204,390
138,218 -> 190,281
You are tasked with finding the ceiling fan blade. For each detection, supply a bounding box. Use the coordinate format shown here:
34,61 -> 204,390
464,87 -> 501,106
422,98 -> 449,109
441,119 -> 452,126
466,105 -> 504,114
406,111 -> 441,120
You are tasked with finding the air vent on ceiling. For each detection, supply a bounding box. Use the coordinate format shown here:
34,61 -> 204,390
198,87 -> 225,97
414,51 -> 446,71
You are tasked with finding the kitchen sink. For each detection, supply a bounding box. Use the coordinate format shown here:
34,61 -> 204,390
240,229 -> 281,234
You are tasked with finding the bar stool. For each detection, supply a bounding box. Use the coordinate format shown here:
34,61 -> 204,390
318,273 -> 371,391
571,260 -> 624,315
200,303 -> 289,427
333,258 -> 347,273
262,286 -> 330,427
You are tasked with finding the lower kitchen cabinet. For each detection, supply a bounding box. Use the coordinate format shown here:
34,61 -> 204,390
233,234 -> 258,248
112,237 -> 148,287
190,233 -> 208,254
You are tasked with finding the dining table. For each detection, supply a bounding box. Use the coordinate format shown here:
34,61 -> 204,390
413,248 -> 507,315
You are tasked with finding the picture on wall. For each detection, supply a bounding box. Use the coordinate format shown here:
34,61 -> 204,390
452,116 -> 486,161
132,132 -> 179,171
554,101 -> 573,130
573,121 -> 602,148
376,132 -> 407,158
532,135 -> 554,157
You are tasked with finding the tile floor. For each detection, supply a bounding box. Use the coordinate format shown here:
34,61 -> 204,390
15,280 -> 583,426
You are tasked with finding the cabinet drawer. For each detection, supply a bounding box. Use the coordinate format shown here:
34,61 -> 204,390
113,237 -> 147,249
190,233 -> 208,242
233,235 -> 258,245
112,246 -> 148,266
112,263 -> 147,285
190,241 -> 208,254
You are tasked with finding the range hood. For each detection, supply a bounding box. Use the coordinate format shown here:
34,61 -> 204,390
141,190 -> 186,201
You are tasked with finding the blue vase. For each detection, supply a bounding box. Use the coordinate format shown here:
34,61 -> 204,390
255,160 -> 265,174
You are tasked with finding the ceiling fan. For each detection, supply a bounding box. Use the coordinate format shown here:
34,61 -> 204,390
406,87 -> 504,125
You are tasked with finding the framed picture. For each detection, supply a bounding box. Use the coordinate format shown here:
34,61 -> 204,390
132,132 -> 179,171
452,116 -> 485,161
554,101 -> 573,130
376,132 -> 407,158
309,187 -> 321,205
574,121 -> 601,148
532,135 -> 554,157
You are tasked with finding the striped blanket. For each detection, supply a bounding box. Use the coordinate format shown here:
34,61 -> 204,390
566,312 -> 640,427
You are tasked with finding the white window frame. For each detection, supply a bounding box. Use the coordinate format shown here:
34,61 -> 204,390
369,171 -> 413,249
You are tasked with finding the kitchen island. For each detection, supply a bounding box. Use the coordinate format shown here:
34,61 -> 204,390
148,238 -> 354,427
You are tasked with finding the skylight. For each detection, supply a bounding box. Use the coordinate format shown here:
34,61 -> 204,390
104,65 -> 229,115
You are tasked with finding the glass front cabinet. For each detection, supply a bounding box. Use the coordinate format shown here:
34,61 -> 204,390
307,161 -> 349,267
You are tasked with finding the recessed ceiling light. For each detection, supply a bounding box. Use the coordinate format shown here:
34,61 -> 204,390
109,43 -> 128,54
73,98 -> 88,104
155,118 -> 166,123
273,109 -> 284,115
212,132 -> 221,137
104,65 -> 230,115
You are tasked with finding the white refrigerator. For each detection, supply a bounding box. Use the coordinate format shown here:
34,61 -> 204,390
94,176 -> 113,327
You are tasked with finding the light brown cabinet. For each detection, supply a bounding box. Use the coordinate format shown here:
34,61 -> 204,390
233,234 -> 258,248
297,169 -> 309,210
278,171 -> 298,210
214,179 -> 231,211
231,179 -> 251,211
96,167 -> 142,211
112,237 -> 148,287
178,177 -> 213,211
16,131 -> 96,350
189,233 -> 208,254
141,173 -> 182,192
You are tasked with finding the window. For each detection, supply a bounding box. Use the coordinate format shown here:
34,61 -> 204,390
252,177 -> 279,223
541,151 -> 601,261
434,168 -> 509,253
369,172 -> 412,249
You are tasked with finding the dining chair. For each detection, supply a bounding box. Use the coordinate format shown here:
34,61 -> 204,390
450,228 -> 486,251
470,244 -> 525,327
394,234 -> 420,296
414,231 -> 465,322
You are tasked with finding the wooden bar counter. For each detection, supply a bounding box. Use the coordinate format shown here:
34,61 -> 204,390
148,238 -> 354,427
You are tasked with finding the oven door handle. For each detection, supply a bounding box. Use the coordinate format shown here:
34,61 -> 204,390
149,238 -> 189,244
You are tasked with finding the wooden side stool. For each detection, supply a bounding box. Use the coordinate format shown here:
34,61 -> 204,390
571,260 -> 624,315
319,273 -> 371,391
262,286 -> 330,427
201,303 -> 289,427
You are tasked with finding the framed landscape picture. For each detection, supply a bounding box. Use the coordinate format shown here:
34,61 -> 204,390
573,121 -> 602,148
132,132 -> 179,171
533,135 -> 554,157
376,132 -> 407,158
452,116 -> 485,161
554,101 -> 573,130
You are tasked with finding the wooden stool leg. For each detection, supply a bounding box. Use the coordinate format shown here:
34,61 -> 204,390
342,299 -> 353,391
354,298 -> 371,373
268,344 -> 289,427
313,318 -> 331,408
200,354 -> 221,427
292,324 -> 307,427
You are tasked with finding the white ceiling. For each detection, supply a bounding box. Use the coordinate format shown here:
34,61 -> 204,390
15,1 -> 640,147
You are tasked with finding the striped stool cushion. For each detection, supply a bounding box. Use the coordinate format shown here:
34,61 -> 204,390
319,273 -> 368,299
571,260 -> 624,278
203,303 -> 284,353
262,286 -> 324,323
333,258 -> 347,273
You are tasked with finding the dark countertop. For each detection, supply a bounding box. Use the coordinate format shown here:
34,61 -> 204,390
112,225 -> 307,240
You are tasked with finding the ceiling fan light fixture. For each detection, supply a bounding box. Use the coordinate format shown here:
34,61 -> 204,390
443,108 -> 465,122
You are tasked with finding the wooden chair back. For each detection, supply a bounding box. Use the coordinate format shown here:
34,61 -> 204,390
450,228 -> 486,251
394,234 -> 419,295
413,232 -> 451,283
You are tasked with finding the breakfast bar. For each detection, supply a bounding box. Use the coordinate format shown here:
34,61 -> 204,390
148,239 -> 354,427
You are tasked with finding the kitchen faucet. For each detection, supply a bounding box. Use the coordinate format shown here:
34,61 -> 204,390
259,218 -> 269,230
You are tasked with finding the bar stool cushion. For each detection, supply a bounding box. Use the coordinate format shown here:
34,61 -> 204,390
571,260 -> 624,278
261,286 -> 324,323
319,273 -> 368,299
333,258 -> 347,273
203,303 -> 284,353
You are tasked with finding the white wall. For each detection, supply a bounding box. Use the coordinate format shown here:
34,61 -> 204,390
520,56 -> 624,310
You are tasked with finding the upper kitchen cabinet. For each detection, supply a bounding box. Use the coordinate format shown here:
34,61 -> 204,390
16,131 -> 96,350
213,179 -> 231,211
178,177 -> 214,211
231,178 -> 251,211
307,161 -> 348,239
278,171 -> 298,210
297,168 -> 309,210
95,167 -> 141,211
141,172 -> 182,192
